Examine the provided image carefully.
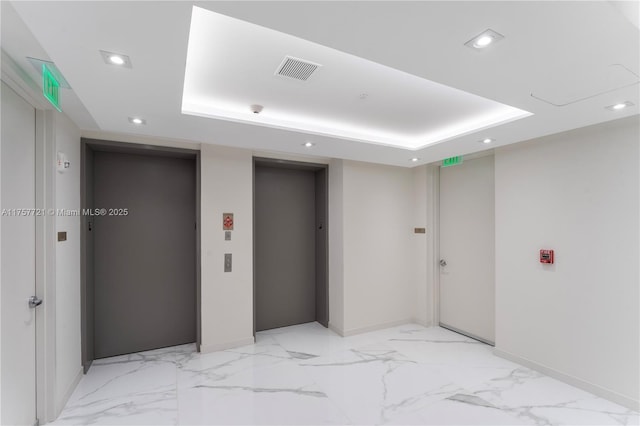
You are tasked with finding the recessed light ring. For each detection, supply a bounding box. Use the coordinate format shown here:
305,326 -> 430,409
100,50 -> 132,68
465,29 -> 504,50
606,101 -> 634,111
128,117 -> 146,125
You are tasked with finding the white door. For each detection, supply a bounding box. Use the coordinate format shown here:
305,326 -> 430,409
439,155 -> 495,344
1,81 -> 38,425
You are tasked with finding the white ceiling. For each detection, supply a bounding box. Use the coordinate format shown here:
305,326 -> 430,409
4,1 -> 639,167
182,6 -> 531,150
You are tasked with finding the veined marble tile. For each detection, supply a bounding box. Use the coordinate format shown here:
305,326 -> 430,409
401,393 -> 531,425
50,323 -> 639,426
64,348 -> 179,406
51,347 -> 182,425
51,387 -> 178,425
386,330 -> 510,369
468,367 -> 639,425
177,344 -> 293,390
299,343 -> 462,424
177,360 -> 351,425
269,325 -> 356,358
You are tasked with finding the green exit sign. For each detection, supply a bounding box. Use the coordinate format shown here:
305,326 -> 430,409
42,64 -> 61,112
442,156 -> 463,167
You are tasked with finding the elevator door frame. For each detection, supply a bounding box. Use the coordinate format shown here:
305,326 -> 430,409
252,157 -> 329,336
81,138 -> 201,371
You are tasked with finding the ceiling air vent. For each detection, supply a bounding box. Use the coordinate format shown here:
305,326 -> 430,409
275,56 -> 321,81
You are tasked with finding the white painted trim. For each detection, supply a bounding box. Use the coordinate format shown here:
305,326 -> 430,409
0,50 -> 50,110
36,110 -> 58,423
55,367 -> 82,416
327,322 -> 345,337
252,150 -> 331,165
200,337 -> 255,354
81,130 -> 201,151
431,164 -> 441,326
494,348 -> 639,411
341,318 -> 412,337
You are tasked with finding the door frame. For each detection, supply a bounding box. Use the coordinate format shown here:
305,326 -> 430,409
430,165 -> 441,328
2,51 -> 58,424
252,157 -> 329,336
433,153 -> 496,345
80,138 -> 202,370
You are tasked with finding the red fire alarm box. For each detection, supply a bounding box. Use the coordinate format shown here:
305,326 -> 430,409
540,249 -> 554,264
222,213 -> 234,231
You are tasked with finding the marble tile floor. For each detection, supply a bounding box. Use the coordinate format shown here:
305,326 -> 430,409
51,323 -> 639,425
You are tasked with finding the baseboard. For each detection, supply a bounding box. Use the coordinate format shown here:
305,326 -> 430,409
494,348 -> 639,411
55,366 -> 83,417
410,317 -> 432,328
328,322 -> 345,337
200,336 -> 255,354
342,318 -> 412,337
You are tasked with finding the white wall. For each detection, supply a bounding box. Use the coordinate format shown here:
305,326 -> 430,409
494,115 -> 639,409
340,160 -> 418,335
200,144 -> 254,352
0,83 -> 3,426
411,165 -> 429,326
53,111 -> 82,412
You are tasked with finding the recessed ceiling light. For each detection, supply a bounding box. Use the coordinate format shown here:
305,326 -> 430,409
481,138 -> 494,144
410,157 -> 420,162
476,36 -> 493,47
303,142 -> 315,148
109,55 -> 124,65
465,29 -> 504,50
128,117 -> 146,125
606,101 -> 634,111
99,50 -> 132,68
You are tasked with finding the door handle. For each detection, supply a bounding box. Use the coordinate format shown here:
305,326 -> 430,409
28,296 -> 43,309
439,259 -> 447,267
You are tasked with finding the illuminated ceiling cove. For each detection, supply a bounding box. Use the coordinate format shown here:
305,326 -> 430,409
182,6 -> 532,150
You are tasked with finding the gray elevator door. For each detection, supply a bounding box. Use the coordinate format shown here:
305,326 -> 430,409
93,151 -> 196,358
255,166 -> 316,331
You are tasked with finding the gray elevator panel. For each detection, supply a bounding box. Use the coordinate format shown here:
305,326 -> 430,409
81,144 -> 95,372
255,166 -> 316,331
93,151 -> 196,358
314,168 -> 328,327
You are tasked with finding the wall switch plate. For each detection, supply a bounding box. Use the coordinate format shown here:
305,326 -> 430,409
224,253 -> 232,272
225,231 -> 231,241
